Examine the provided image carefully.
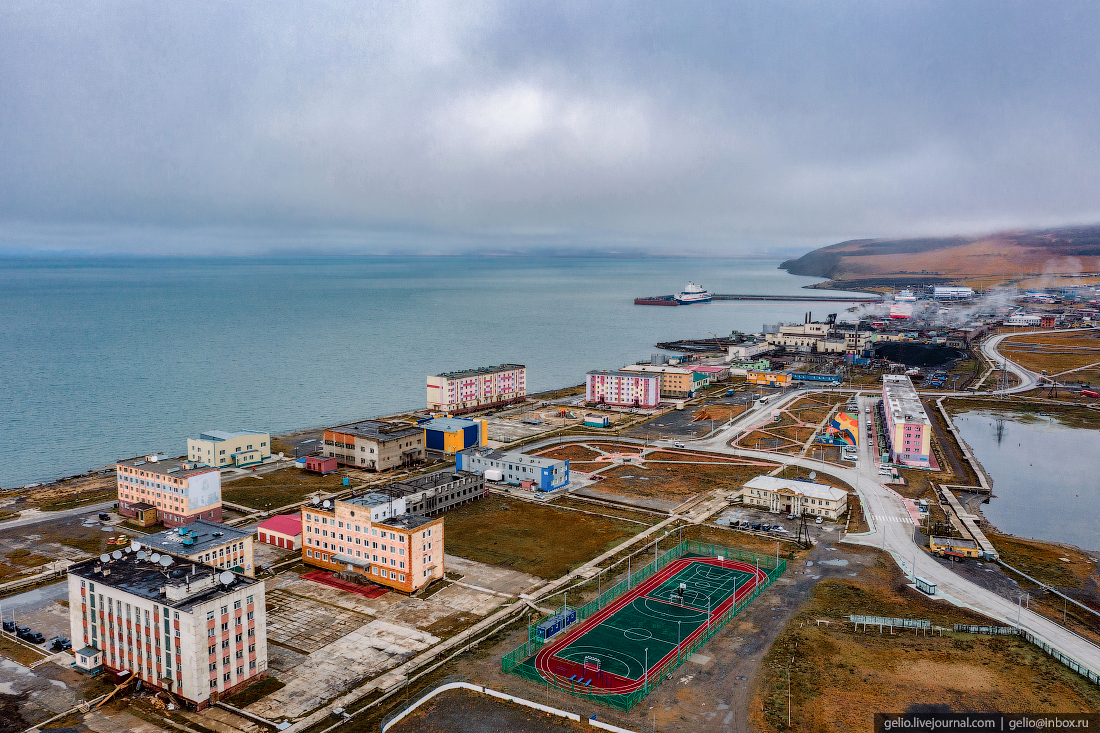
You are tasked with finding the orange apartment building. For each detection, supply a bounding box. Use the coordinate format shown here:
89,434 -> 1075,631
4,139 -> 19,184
116,455 -> 222,528
301,493 -> 443,594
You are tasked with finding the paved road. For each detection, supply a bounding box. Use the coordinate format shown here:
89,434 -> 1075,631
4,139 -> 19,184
0,500 -> 116,531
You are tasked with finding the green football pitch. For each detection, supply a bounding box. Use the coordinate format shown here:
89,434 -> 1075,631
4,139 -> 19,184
548,561 -> 755,682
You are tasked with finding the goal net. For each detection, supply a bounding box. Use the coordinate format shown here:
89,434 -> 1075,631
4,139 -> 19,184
583,656 -> 601,672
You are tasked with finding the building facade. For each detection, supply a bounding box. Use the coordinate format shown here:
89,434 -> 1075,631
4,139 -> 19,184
735,476 -> 848,519
323,420 -> 425,471
426,364 -> 527,414
746,370 -> 793,387
585,370 -> 660,407
187,431 -> 271,469
67,552 -> 267,709
116,456 -> 222,528
456,448 -> 569,491
421,417 -> 487,454
301,496 -> 443,594
881,375 -> 932,467
140,520 -> 255,577
727,341 -> 770,361
388,470 -> 486,515
619,364 -> 695,398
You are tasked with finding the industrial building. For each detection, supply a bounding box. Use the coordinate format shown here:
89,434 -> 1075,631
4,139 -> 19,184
116,455 -> 222,528
726,341 -> 770,361
301,494 -> 443,594
323,420 -> 425,471
67,549 -> 268,709
1005,312 -> 1042,326
140,520 -> 255,577
456,448 -> 569,491
763,315 -> 871,355
585,370 -> 660,407
735,476 -> 848,519
386,470 -> 486,515
881,375 -> 932,467
420,416 -> 487,454
746,370 -> 793,387
426,364 -> 527,414
186,431 -> 271,469
256,513 -> 302,551
619,364 -> 695,398
932,287 -> 974,300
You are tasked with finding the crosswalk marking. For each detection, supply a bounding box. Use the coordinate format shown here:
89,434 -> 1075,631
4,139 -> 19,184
873,515 -> 913,524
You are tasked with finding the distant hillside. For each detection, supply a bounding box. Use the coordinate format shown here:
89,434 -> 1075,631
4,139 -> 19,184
781,225 -> 1100,289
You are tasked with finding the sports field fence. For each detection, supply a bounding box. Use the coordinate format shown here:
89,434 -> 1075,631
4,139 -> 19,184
501,540 -> 786,711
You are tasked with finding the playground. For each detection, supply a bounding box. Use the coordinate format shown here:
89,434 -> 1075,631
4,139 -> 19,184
505,550 -> 779,709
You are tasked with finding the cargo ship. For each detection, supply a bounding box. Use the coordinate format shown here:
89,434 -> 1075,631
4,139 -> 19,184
674,282 -> 712,304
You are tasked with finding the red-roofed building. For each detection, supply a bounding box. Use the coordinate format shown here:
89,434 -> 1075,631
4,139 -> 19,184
257,512 -> 302,550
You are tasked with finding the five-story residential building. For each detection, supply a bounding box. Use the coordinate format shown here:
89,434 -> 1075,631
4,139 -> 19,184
585,370 -> 660,408
426,364 -> 526,414
116,456 -> 222,528
68,551 -> 267,709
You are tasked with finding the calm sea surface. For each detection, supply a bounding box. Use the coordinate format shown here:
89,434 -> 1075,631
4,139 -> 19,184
0,255 -> 867,488
954,410 -> 1100,550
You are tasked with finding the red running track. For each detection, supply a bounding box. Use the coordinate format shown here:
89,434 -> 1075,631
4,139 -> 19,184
532,556 -> 770,695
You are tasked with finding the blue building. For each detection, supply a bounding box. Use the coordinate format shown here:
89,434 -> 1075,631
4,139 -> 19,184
456,448 -> 569,491
419,417 -> 486,453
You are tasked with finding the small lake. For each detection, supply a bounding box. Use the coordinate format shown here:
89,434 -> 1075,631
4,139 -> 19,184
954,410 -> 1100,551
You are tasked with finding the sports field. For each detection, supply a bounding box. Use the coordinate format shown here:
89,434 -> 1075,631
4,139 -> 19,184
529,556 -> 768,694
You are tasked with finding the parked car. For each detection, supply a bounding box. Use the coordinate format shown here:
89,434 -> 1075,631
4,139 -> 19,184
98,513 -> 111,521
760,524 -> 771,531
51,637 -> 72,651
751,522 -> 762,530
27,632 -> 45,644
15,626 -> 32,640
787,513 -> 797,520
2,620 -> 15,633
815,516 -> 823,524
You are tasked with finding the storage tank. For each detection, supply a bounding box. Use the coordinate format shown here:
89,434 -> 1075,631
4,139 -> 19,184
484,469 -> 504,482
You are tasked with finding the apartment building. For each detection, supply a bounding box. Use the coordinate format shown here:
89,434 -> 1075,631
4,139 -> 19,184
426,364 -> 526,414
323,420 -> 425,471
585,370 -> 660,408
116,456 -> 222,528
186,431 -> 271,469
140,520 -> 255,577
619,364 -> 695,398
881,375 -> 932,467
68,551 -> 267,709
301,494 -> 443,594
456,448 -> 569,491
736,476 -> 848,520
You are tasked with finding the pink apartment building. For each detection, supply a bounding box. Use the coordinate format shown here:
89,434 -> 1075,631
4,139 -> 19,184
116,455 -> 222,528
585,370 -> 660,408
881,375 -> 932,467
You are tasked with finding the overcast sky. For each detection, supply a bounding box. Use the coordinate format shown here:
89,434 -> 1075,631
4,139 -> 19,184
2,1 -> 1099,255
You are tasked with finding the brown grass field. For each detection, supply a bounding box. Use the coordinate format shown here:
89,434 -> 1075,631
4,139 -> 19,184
751,548 -> 1100,731
222,467 -> 347,509
592,461 -> 778,502
533,444 -> 604,461
1000,331 -> 1100,375
441,494 -> 642,578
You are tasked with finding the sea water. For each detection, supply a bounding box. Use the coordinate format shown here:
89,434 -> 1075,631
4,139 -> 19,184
0,255 -> 866,488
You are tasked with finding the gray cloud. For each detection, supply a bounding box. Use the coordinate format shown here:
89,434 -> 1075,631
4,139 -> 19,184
2,1 -> 1099,254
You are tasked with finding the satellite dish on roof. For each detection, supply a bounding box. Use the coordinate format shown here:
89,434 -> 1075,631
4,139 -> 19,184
809,471 -> 817,480
218,571 -> 234,586
130,541 -> 141,552
99,554 -> 110,563
323,500 -> 331,508
111,550 -> 122,560
136,551 -> 146,561
150,553 -> 161,563
160,555 -> 174,567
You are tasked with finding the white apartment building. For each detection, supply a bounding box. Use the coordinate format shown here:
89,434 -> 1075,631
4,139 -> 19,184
68,551 -> 267,709
187,431 -> 271,468
585,370 -> 660,408
427,364 -> 527,414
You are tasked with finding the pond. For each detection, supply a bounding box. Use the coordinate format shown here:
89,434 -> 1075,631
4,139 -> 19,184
954,410 -> 1100,550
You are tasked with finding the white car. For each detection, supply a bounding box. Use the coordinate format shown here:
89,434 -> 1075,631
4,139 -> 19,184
673,442 -> 686,448
815,516 -> 823,524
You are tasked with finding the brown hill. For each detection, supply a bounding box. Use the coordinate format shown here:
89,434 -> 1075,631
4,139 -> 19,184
780,226 -> 1100,289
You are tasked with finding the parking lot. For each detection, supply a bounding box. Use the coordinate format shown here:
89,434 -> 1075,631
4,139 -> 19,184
714,504 -> 837,543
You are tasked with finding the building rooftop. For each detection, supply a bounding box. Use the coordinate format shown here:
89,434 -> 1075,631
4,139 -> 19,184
115,456 -> 218,479
140,520 -> 250,556
328,420 -> 424,441
881,375 -> 932,425
459,447 -> 565,468
194,430 -> 264,442
620,364 -> 691,374
434,364 -> 525,380
393,469 -> 479,493
68,551 -> 259,614
378,513 -> 436,530
344,492 -> 398,509
586,369 -> 661,378
421,417 -> 481,433
257,513 -> 302,537
743,476 -> 848,502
